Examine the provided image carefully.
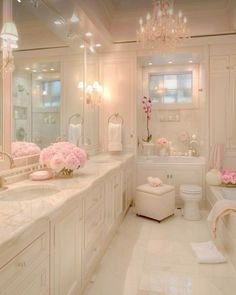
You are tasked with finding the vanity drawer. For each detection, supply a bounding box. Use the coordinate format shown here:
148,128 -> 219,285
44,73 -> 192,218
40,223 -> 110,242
85,203 -> 104,247
0,232 -> 49,291
85,186 -> 104,213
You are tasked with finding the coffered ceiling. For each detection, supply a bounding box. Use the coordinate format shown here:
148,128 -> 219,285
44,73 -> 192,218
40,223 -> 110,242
97,0 -> 235,42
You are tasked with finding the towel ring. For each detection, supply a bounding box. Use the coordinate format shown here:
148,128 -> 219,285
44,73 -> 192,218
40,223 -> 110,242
68,113 -> 83,124
108,113 -> 124,125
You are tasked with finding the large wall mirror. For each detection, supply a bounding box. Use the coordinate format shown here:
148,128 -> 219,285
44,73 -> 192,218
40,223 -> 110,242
0,0 -> 101,166
0,0 -> 4,160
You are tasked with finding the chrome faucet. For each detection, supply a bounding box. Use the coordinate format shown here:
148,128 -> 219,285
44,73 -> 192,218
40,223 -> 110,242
0,151 -> 15,169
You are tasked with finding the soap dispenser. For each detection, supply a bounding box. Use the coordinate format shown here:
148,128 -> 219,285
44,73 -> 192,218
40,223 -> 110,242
189,134 -> 199,157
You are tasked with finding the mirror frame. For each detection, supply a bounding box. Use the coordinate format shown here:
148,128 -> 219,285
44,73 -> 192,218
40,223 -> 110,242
0,0 -> 13,170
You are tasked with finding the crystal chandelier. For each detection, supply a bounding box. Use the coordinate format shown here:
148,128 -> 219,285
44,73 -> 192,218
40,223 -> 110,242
137,0 -> 189,51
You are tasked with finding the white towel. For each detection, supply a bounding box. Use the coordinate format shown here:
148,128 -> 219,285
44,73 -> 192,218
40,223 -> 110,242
207,199 -> 236,237
191,241 -> 226,264
68,124 -> 82,146
108,122 -> 123,152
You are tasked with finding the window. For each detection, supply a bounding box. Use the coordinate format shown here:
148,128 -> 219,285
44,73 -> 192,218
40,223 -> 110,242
149,72 -> 192,104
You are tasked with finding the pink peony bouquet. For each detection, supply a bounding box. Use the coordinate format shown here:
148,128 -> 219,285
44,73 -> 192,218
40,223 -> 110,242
156,137 -> 168,146
221,169 -> 236,185
12,141 -> 41,158
40,142 -> 87,176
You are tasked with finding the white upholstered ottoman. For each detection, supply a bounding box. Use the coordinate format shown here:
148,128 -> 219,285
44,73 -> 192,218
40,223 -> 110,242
135,184 -> 175,222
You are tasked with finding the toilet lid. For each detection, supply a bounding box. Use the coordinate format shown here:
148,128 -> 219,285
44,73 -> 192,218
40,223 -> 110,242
180,184 -> 202,193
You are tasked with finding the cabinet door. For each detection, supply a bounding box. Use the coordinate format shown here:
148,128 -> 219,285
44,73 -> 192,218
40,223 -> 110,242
105,177 -> 115,235
210,71 -> 230,145
114,173 -> 122,219
126,168 -> 133,208
229,70 -> 236,148
3,260 -> 49,295
136,163 -> 169,186
52,207 -> 83,295
210,55 -> 229,72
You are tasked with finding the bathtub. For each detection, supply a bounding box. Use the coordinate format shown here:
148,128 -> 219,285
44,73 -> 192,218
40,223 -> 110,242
207,185 -> 236,268
209,186 -> 236,203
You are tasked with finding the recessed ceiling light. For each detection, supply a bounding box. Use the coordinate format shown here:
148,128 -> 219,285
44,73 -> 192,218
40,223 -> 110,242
50,68 -> 55,71
42,69 -> 48,72
17,0 -> 21,2
70,12 -> 79,23
168,61 -> 173,64
80,44 -> 85,49
95,43 -> 102,47
32,69 -> 37,73
85,32 -> 92,37
189,60 -> 193,63
54,19 -> 64,25
25,67 -> 30,70
148,62 -> 153,66
37,76 -> 43,80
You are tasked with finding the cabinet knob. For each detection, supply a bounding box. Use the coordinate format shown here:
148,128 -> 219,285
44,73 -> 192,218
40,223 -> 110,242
16,262 -> 26,268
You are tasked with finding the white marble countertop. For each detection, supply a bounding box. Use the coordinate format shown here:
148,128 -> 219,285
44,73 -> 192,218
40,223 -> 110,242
0,153 -> 134,249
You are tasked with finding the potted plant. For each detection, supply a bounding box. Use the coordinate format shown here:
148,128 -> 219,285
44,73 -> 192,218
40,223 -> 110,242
142,96 -> 152,143
156,137 -> 169,156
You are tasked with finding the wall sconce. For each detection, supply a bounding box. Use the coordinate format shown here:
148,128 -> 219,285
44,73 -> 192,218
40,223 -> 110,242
77,80 -> 103,105
0,21 -> 19,73
86,81 -> 103,106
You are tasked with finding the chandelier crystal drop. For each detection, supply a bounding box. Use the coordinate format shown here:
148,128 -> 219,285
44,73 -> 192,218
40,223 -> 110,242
137,0 -> 189,51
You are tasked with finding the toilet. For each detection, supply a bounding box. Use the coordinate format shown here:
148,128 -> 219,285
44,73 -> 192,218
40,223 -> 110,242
180,185 -> 202,220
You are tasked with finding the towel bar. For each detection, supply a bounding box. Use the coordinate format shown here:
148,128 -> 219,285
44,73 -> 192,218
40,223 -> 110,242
68,113 -> 83,124
108,113 -> 123,125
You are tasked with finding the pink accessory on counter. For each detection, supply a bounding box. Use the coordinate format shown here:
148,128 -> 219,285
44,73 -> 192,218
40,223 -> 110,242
147,176 -> 163,187
30,170 -> 53,181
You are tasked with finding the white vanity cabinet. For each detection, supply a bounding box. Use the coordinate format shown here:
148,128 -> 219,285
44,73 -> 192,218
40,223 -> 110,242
0,220 -> 49,295
136,160 -> 205,207
50,201 -> 83,295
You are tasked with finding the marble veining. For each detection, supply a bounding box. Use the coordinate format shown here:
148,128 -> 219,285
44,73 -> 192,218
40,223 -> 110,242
0,153 -> 133,249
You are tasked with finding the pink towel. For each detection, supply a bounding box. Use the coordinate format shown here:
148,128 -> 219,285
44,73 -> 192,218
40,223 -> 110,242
208,144 -> 224,171
207,200 -> 236,237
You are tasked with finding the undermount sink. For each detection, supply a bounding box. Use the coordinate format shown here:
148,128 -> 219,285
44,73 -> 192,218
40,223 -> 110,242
0,185 -> 60,201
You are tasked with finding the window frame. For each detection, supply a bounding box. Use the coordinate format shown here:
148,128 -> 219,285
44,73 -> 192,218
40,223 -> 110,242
143,64 -> 199,110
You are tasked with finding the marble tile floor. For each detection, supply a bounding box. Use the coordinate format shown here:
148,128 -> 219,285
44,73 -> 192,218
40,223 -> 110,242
84,208 -> 236,295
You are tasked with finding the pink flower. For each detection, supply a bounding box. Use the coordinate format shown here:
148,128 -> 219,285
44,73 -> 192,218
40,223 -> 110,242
39,147 -> 54,166
230,173 -> 236,184
72,148 -> 87,167
12,142 -> 40,158
65,153 -> 80,170
222,174 -> 231,184
40,141 -> 86,171
156,137 -> 168,146
50,153 -> 65,171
